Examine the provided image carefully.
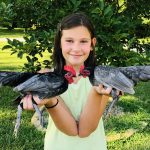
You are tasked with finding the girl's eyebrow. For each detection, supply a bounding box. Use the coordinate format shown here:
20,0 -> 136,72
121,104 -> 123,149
64,37 -> 91,40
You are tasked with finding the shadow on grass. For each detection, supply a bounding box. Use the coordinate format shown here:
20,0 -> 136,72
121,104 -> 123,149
0,87 -> 44,150
118,82 -> 150,114
0,116 -> 45,150
105,82 -> 150,133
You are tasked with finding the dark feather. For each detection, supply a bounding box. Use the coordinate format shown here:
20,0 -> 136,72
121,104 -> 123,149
92,65 -> 150,119
118,65 -> 150,84
0,70 -> 68,136
0,71 -> 68,99
13,72 -> 68,99
0,71 -> 36,87
93,65 -> 135,94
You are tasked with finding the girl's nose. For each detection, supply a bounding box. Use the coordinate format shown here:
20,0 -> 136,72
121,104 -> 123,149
72,42 -> 81,52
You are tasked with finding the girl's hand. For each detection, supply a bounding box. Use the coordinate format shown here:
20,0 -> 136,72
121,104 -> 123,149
21,94 -> 57,110
93,84 -> 112,95
93,84 -> 123,96
21,68 -> 54,110
21,94 -> 33,110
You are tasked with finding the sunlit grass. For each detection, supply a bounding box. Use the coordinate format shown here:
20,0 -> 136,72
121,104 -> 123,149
0,41 -> 7,49
0,49 -> 51,71
108,133 -> 150,150
0,41 -> 50,71
0,43 -> 27,70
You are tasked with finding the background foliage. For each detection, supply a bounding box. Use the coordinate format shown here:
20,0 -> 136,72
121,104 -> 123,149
0,1 -> 16,29
1,0 -> 150,71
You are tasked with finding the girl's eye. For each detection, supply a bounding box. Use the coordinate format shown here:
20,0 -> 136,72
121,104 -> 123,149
81,40 -> 88,43
66,40 -> 73,43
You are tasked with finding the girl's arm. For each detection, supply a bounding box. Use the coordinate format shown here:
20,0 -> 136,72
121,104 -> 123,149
22,85 -> 112,137
41,85 -> 111,137
78,86 -> 111,137
45,97 -> 78,136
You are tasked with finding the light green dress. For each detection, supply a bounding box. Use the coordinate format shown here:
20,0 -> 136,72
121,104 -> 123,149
44,77 -> 107,150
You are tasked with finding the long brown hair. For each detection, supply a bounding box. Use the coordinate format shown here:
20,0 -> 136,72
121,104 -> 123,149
53,12 -> 96,74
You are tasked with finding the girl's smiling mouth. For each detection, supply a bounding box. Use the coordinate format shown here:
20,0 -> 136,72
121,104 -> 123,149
69,54 -> 82,57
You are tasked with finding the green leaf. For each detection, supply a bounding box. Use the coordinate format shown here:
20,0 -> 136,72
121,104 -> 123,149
1,2 -> 6,9
91,8 -> 102,14
17,51 -> 23,59
26,56 -> 31,62
33,57 -> 38,61
7,38 -> 13,45
12,39 -> 20,46
104,5 -> 113,16
2,45 -> 12,50
99,0 -> 104,10
11,51 -> 17,55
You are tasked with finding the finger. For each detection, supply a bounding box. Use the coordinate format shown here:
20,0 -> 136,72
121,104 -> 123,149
95,85 -> 112,95
22,95 -> 28,109
22,95 -> 33,110
33,95 -> 42,104
98,84 -> 104,90
103,87 -> 112,95
94,84 -> 104,93
116,90 -> 120,96
27,94 -> 33,109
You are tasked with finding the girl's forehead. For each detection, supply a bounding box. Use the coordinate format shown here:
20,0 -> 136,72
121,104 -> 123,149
61,26 -> 91,38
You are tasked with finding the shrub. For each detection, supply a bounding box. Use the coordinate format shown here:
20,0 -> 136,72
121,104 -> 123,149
2,0 -> 150,71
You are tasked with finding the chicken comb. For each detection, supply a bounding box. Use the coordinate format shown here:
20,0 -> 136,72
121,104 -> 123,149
79,65 -> 90,78
64,65 -> 76,77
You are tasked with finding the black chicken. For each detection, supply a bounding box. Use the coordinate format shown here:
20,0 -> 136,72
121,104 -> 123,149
0,71 -> 68,136
93,65 -> 150,119
0,65 -> 150,136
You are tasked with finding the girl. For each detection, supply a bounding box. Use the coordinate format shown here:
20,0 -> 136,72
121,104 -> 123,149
22,12 -> 113,150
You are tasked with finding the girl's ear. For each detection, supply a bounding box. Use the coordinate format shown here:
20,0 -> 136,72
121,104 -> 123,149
91,37 -> 96,51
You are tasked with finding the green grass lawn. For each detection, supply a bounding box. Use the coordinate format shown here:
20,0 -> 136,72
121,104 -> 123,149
0,28 -> 26,70
0,28 -> 25,38
106,82 -> 150,150
0,83 -> 149,150
0,41 -> 27,71
0,30 -> 50,71
0,87 -> 45,150
0,28 -> 150,150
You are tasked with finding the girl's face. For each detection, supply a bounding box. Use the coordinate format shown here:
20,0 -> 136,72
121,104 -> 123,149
61,26 -> 96,69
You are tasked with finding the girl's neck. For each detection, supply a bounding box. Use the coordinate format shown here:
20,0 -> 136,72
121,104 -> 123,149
66,64 -> 84,76
73,66 -> 80,76
72,66 -> 82,84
